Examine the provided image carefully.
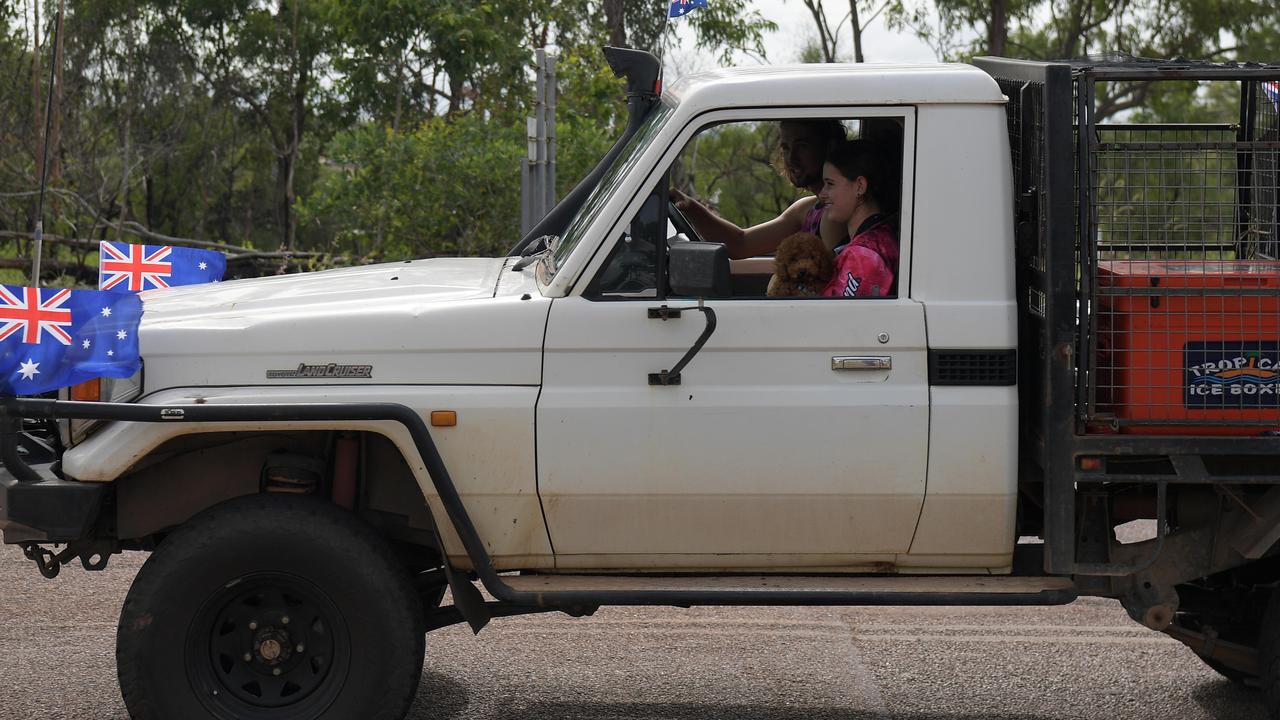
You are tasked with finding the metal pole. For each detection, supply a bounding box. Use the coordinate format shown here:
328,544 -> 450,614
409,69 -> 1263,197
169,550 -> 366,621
544,53 -> 557,213
534,49 -> 548,221
520,157 -> 532,235
523,113 -> 538,234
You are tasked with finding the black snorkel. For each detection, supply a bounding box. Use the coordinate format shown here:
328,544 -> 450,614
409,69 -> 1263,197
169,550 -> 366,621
509,46 -> 663,256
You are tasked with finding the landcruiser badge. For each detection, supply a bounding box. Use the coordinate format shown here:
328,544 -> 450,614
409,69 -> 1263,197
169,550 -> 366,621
266,363 -> 374,380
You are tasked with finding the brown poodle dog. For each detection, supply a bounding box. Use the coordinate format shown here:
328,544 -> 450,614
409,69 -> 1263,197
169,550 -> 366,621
767,232 -> 835,297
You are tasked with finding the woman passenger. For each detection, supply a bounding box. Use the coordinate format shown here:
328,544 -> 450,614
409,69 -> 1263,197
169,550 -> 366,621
818,140 -> 898,298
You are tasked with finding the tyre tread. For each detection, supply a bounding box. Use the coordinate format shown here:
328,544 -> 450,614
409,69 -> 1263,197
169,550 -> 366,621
1263,591 -> 1280,720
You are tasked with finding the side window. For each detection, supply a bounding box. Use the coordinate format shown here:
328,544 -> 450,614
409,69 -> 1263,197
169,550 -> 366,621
672,121 -> 799,236
587,114 -> 908,300
587,185 -> 666,297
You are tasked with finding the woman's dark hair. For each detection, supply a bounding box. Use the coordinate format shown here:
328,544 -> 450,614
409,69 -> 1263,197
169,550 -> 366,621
826,138 -> 897,213
770,119 -> 847,179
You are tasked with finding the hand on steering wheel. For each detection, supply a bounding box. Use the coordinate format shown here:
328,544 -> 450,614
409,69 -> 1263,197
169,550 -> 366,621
667,198 -> 704,243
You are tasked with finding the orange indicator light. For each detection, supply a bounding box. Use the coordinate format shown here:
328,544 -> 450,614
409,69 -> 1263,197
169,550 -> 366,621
430,411 -> 457,427
70,378 -> 100,402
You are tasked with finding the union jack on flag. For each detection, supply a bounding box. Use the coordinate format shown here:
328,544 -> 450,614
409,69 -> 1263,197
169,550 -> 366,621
99,241 -> 226,293
0,284 -> 141,396
99,242 -> 172,291
1263,80 -> 1280,112
0,285 -> 73,345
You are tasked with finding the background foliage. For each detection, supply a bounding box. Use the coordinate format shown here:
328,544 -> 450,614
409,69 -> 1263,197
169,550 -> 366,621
0,0 -> 1276,284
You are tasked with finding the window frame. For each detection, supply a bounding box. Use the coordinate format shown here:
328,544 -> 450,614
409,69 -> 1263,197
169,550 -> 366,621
571,105 -> 918,301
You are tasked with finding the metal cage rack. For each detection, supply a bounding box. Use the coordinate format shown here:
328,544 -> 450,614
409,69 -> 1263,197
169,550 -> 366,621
1083,68 -> 1280,433
975,56 -> 1280,574
982,57 -> 1280,434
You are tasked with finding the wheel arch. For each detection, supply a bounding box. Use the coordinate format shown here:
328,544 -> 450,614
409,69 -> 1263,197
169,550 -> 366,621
53,385 -> 549,570
59,387 -> 451,553
109,427 -> 443,553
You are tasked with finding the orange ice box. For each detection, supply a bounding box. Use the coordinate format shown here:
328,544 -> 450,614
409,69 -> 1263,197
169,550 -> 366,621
1093,259 -> 1280,435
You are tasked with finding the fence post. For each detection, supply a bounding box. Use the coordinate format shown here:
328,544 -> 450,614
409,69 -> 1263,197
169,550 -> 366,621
520,49 -> 557,236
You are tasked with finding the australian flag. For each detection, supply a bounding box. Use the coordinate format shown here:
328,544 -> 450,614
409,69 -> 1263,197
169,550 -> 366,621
99,241 -> 225,292
0,285 -> 142,396
669,0 -> 708,18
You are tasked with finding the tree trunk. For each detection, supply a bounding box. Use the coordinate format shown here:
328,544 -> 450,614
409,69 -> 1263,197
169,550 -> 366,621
447,71 -> 465,116
117,101 -> 131,240
145,172 -> 155,229
48,0 -> 65,190
989,0 -> 1008,56
30,0 -> 42,210
374,57 -> 405,254
849,0 -> 864,63
604,0 -> 626,47
279,0 -> 307,250
117,6 -> 136,241
276,152 -> 292,249
801,0 -> 837,63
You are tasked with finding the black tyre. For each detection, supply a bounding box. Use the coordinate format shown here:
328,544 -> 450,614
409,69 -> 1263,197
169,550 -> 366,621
117,494 -> 425,720
1265,592 -> 1280,719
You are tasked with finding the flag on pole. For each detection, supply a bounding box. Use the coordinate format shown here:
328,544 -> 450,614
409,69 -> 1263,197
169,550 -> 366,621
0,285 -> 142,396
99,241 -> 226,292
1263,80 -> 1280,113
669,0 -> 708,18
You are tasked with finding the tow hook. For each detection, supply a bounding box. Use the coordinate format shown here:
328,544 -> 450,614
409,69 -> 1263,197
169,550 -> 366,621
22,543 -> 73,579
20,541 -> 115,579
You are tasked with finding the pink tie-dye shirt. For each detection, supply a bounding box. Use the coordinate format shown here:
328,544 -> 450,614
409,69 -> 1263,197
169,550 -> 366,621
821,220 -> 898,298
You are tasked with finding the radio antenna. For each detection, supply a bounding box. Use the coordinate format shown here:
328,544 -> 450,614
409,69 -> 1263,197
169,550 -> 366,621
31,1 -> 64,288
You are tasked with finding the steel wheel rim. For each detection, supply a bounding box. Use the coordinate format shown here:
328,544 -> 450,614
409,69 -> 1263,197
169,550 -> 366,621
187,572 -> 350,719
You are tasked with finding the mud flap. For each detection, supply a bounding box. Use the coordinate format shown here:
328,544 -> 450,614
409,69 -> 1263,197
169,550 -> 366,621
442,563 -> 491,634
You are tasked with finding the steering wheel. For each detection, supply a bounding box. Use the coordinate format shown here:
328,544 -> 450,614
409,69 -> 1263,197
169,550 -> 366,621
667,200 -> 705,243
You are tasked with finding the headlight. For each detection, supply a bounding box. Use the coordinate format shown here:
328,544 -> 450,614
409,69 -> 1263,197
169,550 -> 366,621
60,369 -> 144,446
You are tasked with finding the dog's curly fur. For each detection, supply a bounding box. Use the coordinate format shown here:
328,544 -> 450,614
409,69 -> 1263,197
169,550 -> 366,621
767,232 -> 835,297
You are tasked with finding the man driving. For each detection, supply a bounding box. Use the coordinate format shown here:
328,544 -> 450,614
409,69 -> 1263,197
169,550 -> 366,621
669,119 -> 847,260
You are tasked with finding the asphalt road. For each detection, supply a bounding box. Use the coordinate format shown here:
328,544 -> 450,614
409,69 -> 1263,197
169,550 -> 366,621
0,547 -> 1267,720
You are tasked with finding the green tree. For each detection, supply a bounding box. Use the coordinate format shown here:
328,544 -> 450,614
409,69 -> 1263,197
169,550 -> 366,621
0,0 -> 783,284
890,0 -> 1277,121
154,0 -> 339,249
796,0 -> 899,63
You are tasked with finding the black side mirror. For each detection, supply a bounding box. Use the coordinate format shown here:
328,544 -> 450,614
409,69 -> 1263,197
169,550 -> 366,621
667,240 -> 731,298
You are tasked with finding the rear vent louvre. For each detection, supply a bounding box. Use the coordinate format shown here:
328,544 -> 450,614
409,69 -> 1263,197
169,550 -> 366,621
929,350 -> 1017,386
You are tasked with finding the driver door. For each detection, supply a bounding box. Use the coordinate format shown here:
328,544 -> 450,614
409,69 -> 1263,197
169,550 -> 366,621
535,112 -> 928,572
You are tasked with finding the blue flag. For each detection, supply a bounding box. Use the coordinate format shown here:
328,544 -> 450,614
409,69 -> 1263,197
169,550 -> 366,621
0,285 -> 142,396
99,241 -> 226,292
669,0 -> 708,18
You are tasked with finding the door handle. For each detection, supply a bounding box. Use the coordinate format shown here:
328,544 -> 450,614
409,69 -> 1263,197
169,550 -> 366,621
832,356 -> 891,371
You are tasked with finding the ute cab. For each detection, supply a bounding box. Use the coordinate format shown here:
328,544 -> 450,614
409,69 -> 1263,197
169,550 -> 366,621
528,61 -> 1019,574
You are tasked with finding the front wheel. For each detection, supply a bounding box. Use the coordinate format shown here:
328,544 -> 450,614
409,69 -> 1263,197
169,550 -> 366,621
117,494 -> 425,720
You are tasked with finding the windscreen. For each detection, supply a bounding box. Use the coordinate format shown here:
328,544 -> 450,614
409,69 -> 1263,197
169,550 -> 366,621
549,102 -> 675,278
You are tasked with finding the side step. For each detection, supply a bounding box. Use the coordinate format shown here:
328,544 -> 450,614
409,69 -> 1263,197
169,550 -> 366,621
500,574 -> 1077,608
